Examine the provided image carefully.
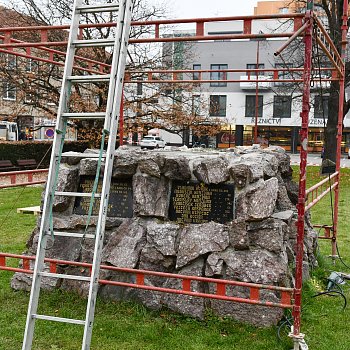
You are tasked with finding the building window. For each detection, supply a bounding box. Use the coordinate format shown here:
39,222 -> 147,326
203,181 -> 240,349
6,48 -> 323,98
210,95 -> 227,116
245,95 -> 263,117
137,81 -> 143,95
314,95 -> 329,118
210,64 -> 228,87
164,83 -> 174,96
26,58 -> 38,73
273,96 -> 292,118
246,63 -> 265,76
193,64 -> 201,80
149,97 -> 159,104
3,82 -> 16,100
5,54 -> 16,71
25,92 -> 34,103
275,63 -> 293,84
25,86 -> 37,104
319,62 -> 332,78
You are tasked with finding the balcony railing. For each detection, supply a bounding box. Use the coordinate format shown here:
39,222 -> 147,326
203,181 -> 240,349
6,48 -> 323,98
239,75 -> 272,90
310,75 -> 331,90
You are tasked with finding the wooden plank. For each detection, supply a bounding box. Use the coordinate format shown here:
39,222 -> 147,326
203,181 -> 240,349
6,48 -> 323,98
16,206 -> 41,215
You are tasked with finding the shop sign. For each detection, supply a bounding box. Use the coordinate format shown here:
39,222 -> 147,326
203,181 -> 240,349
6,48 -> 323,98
308,119 -> 327,126
250,118 -> 282,125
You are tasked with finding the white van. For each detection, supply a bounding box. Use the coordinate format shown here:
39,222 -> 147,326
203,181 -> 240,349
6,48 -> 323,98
0,121 -> 18,141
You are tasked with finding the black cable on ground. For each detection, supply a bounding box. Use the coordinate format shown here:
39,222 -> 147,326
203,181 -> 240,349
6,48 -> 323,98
277,315 -> 293,341
336,242 -> 350,270
312,290 -> 347,310
326,172 -> 350,271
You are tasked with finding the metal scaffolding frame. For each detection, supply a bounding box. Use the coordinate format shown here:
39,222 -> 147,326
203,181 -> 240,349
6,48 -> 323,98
0,253 -> 294,310
0,1 -> 348,348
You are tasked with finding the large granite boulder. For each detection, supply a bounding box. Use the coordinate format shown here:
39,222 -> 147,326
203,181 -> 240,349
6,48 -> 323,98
11,145 -> 318,327
193,157 -> 229,184
133,174 -> 170,218
235,178 -> 279,221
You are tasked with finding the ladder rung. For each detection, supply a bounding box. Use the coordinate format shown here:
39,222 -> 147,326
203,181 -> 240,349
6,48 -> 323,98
72,39 -> 115,48
77,3 -> 119,13
33,314 -> 85,325
39,272 -> 91,281
62,112 -> 106,119
53,231 -> 95,239
55,191 -> 101,198
61,152 -> 106,159
67,74 -> 111,83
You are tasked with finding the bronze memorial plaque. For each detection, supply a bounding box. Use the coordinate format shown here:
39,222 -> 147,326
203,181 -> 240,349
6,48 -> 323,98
168,181 -> 234,224
73,176 -> 133,217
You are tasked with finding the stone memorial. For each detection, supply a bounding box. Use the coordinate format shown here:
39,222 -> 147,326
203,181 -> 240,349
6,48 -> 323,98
11,145 -> 318,327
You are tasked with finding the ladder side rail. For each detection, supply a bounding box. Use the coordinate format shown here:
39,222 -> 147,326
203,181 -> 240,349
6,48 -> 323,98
82,1 -> 135,349
22,1 -> 84,349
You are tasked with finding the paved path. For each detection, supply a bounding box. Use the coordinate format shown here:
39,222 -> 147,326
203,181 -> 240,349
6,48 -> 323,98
289,153 -> 350,168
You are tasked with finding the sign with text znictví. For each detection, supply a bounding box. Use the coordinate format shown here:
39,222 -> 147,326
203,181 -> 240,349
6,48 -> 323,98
73,176 -> 133,218
168,181 -> 234,224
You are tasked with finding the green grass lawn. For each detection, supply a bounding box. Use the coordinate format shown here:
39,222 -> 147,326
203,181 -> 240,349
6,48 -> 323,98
1,168 -> 350,350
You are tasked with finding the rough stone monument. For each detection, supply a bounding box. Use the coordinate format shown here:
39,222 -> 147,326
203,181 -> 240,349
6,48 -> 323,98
11,145 -> 318,327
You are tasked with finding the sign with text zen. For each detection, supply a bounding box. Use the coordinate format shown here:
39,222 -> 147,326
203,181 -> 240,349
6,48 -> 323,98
73,176 -> 133,218
169,181 -> 234,224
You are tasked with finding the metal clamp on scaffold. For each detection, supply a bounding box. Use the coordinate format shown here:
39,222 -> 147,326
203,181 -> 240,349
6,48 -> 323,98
289,327 -> 308,350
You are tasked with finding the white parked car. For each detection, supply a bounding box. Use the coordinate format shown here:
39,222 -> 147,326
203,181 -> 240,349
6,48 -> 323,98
140,135 -> 166,149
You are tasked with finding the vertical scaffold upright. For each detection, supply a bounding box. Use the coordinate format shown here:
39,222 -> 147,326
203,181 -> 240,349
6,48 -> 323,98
291,0 -> 348,349
292,2 -> 314,349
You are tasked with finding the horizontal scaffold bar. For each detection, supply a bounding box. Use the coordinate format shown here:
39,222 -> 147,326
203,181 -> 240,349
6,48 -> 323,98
123,67 -> 336,84
0,13 -> 304,50
0,13 -> 340,80
305,171 -> 339,210
0,252 -> 294,309
0,13 -> 305,33
0,169 -> 48,189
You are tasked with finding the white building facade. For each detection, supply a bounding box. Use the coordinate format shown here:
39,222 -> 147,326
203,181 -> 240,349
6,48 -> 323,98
163,19 -> 350,152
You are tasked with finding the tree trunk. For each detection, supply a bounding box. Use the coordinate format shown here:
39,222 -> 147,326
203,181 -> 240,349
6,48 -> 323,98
183,127 -> 190,146
323,81 -> 340,162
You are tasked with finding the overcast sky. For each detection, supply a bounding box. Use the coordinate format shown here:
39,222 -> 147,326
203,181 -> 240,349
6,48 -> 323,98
0,0 -> 261,18
149,0 -> 260,18
0,0 -> 262,23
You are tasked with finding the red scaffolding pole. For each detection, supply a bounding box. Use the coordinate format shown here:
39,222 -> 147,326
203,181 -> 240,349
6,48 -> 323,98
0,253 -> 294,309
333,0 -> 349,259
293,8 -> 313,342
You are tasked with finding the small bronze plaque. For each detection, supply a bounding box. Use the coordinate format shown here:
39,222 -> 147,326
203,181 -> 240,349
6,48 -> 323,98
169,181 -> 234,224
73,176 -> 133,218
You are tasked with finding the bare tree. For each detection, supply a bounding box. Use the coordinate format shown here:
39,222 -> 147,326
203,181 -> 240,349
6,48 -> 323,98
0,0 -> 224,146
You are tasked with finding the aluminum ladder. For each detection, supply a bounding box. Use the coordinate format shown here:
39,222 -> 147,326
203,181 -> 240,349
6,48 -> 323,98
22,0 -> 134,349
